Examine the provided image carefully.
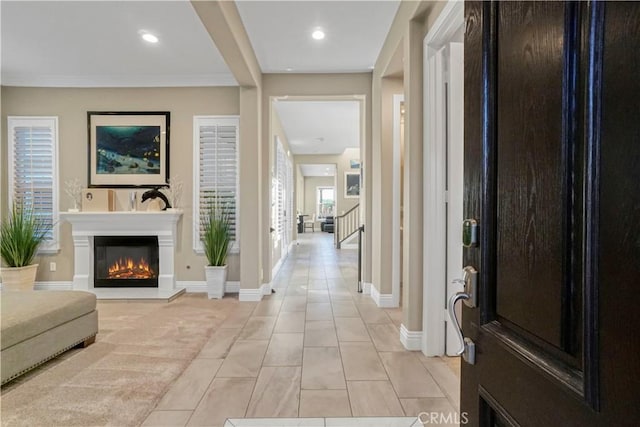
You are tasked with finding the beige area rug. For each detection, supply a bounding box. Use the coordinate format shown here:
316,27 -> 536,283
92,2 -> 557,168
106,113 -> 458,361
1,294 -> 244,427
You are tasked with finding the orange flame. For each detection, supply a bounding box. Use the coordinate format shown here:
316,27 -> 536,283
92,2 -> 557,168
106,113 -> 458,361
107,257 -> 155,279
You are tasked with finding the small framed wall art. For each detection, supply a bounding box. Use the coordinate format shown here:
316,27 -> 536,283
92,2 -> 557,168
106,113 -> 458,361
344,171 -> 361,198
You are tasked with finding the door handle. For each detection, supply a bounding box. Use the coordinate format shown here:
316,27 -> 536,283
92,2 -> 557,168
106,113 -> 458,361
448,281 -> 476,365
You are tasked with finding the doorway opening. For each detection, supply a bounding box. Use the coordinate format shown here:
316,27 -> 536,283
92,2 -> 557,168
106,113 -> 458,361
267,96 -> 365,287
422,0 -> 465,357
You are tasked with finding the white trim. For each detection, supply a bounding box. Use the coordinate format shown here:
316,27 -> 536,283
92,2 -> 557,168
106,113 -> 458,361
422,0 -> 465,357
392,94 -> 404,308
400,324 -> 423,351
178,281 -> 206,293
225,281 -> 241,293
370,284 -> 396,308
177,280 -> 240,294
239,286 -> 264,302
362,282 -> 372,295
271,257 -> 284,281
262,282 -> 272,296
445,42 -> 465,356
33,281 -> 73,291
426,0 -> 464,44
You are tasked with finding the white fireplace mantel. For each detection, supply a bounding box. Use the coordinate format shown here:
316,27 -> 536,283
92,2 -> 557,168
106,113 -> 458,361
60,210 -> 184,299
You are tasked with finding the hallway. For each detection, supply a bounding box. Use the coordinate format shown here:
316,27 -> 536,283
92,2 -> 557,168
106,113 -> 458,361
144,232 -> 460,426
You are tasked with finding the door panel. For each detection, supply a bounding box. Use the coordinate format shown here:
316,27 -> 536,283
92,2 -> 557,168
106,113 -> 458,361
462,1 -> 640,425
495,1 -> 567,350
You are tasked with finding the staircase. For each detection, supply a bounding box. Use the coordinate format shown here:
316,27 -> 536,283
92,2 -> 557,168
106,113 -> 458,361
335,204 -> 360,249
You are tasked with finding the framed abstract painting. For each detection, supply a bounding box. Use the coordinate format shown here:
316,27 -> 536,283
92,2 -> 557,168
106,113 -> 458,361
88,111 -> 170,188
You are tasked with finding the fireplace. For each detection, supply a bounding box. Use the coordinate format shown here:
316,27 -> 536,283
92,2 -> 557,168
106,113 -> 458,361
94,236 -> 159,288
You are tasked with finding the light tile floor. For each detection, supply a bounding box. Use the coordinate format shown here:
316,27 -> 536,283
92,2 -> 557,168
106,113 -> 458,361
143,232 -> 460,427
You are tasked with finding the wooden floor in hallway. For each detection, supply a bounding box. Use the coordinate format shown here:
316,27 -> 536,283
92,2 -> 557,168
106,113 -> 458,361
143,232 -> 461,427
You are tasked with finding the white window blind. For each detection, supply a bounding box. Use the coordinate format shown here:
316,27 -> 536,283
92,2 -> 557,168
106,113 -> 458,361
193,116 -> 239,253
276,140 -> 286,238
7,117 -> 60,252
286,153 -> 293,245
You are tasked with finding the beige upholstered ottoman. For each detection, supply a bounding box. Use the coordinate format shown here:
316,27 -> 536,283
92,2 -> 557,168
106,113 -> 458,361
1,290 -> 98,385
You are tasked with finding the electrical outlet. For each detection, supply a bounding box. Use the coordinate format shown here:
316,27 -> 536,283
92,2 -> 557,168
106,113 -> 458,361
49,262 -> 56,272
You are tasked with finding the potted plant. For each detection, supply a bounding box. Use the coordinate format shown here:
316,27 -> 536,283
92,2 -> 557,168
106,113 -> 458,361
0,203 -> 50,291
201,204 -> 231,299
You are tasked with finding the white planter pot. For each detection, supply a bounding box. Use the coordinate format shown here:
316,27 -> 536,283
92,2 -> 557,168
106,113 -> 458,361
205,265 -> 227,299
1,264 -> 38,291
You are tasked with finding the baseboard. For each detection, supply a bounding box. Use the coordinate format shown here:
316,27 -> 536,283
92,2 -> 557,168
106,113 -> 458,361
177,281 -> 205,293
33,281 -> 73,291
261,282 -> 272,295
362,282 -> 372,295
271,258 -> 283,281
225,281 -> 240,293
370,284 -> 395,308
24,280 -> 242,295
340,243 -> 358,250
400,324 -> 423,351
239,288 -> 262,302
177,281 -> 240,294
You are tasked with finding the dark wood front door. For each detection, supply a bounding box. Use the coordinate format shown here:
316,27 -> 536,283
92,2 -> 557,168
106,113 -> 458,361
462,1 -> 640,425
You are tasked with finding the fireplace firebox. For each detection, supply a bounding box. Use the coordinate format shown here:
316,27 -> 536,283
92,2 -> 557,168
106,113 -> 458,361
94,236 -> 159,288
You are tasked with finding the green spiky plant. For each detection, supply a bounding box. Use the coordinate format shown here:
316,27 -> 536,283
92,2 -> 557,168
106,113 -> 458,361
0,202 -> 50,267
201,204 -> 231,267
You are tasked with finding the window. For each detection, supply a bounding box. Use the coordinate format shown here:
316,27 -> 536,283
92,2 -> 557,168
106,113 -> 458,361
7,116 -> 59,252
273,137 -> 293,246
193,116 -> 239,253
316,187 -> 335,218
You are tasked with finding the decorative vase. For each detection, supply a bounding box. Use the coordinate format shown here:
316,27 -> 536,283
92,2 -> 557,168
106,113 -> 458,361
205,265 -> 227,299
0,264 -> 39,291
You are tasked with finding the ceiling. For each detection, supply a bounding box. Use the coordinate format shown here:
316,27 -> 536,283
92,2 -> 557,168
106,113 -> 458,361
274,100 -> 360,155
2,1 -> 391,157
235,1 -> 400,73
1,1 -> 236,87
299,164 -> 336,177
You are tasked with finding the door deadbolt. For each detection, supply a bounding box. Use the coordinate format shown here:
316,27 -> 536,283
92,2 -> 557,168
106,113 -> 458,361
462,219 -> 479,248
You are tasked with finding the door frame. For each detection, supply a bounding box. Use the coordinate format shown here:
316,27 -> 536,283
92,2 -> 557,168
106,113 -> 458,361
422,0 -> 465,356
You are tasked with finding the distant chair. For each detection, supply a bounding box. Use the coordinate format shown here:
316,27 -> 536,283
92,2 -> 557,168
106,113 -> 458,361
304,213 -> 316,232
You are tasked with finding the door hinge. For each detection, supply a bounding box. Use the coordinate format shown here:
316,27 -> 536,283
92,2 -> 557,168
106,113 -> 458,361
444,191 -> 449,204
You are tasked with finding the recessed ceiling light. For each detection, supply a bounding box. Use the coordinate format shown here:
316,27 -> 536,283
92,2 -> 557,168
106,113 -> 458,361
312,29 -> 325,40
286,67 -> 293,72
141,32 -> 159,43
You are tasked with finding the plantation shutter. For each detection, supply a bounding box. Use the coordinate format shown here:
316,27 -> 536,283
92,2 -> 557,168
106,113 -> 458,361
276,140 -> 286,238
7,117 -> 59,251
194,116 -> 239,252
287,156 -> 294,244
